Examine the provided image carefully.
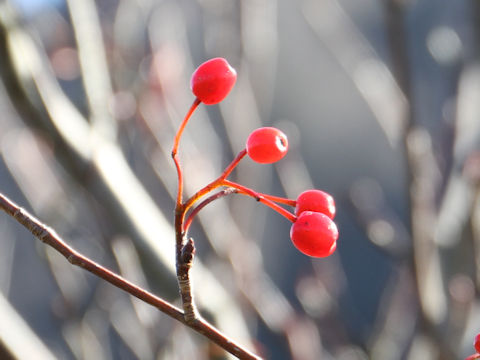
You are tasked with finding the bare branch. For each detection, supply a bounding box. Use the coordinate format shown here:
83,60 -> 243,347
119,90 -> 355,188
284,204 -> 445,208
0,192 -> 261,360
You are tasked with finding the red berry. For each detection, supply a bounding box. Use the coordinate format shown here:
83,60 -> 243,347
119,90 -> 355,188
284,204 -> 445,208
190,57 -> 237,105
295,189 -> 336,219
475,333 -> 480,353
290,211 -> 338,257
246,127 -> 288,164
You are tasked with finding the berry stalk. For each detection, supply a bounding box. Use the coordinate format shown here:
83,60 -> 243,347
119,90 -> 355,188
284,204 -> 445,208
221,149 -> 247,179
183,149 -> 247,214
260,193 -> 296,207
172,98 -> 201,205
222,180 -> 297,223
184,188 -> 239,231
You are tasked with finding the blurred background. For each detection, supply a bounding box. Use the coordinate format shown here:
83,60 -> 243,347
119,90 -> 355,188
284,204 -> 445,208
0,0 -> 479,359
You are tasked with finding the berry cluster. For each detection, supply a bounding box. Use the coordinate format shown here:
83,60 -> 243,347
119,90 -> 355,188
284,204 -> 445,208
173,58 -> 339,258
465,333 -> 480,360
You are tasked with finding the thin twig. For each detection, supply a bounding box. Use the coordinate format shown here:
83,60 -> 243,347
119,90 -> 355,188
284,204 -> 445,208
184,188 -> 239,231
172,98 -> 201,204
0,192 -> 261,360
223,180 -> 296,223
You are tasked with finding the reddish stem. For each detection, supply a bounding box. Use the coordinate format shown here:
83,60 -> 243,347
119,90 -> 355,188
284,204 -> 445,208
221,149 -> 247,179
222,180 -> 297,223
261,194 -> 296,207
182,149 -> 298,230
184,188 -> 238,231
183,149 -> 247,213
172,98 -> 201,205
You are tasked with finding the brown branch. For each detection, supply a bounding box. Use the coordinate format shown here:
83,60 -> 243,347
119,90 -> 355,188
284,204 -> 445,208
176,232 -> 198,323
0,192 -> 261,360
177,189 -> 239,322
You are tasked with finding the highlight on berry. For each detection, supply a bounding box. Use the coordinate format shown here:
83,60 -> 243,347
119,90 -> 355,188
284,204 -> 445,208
190,57 -> 237,105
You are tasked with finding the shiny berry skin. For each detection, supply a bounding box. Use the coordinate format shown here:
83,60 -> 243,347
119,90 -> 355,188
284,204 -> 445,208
295,189 -> 336,219
475,333 -> 480,353
290,211 -> 338,257
246,127 -> 288,164
190,58 -> 237,105
326,241 -> 337,257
